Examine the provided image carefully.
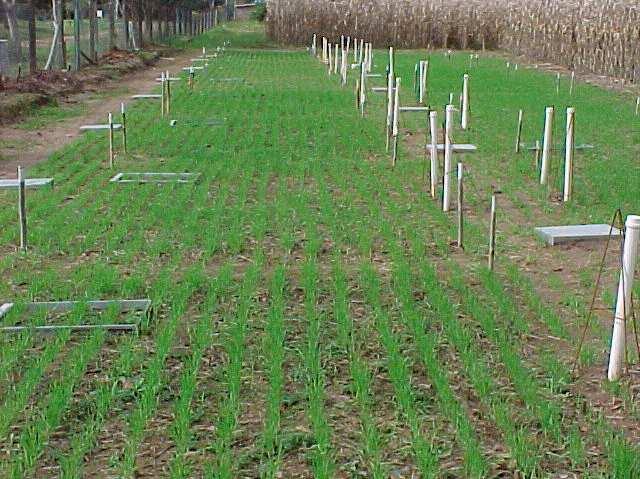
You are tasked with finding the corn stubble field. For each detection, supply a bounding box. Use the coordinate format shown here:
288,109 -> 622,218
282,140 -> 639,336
0,18 -> 639,479
266,0 -> 640,82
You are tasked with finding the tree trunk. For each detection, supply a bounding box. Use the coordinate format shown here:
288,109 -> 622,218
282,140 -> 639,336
45,0 -> 61,70
73,0 -> 81,70
108,0 -> 115,50
59,0 -> 67,68
28,0 -> 37,72
122,0 -> 129,49
145,1 -> 152,42
89,0 -> 97,61
2,0 -> 21,62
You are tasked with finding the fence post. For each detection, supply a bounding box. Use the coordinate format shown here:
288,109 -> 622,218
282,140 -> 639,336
18,166 -> 27,252
74,0 -> 81,70
457,163 -> 464,248
488,194 -> 497,271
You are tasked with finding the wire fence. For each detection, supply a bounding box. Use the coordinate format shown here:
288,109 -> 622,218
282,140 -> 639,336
0,1 -> 233,80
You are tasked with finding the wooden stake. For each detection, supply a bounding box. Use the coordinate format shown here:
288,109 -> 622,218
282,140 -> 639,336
161,72 -> 166,117
488,194 -> 497,271
515,109 -> 523,153
121,103 -> 127,155
108,112 -> 115,168
569,71 -> 575,96
563,107 -> 575,202
166,70 -> 171,114
457,162 -> 464,248
17,165 -> 27,252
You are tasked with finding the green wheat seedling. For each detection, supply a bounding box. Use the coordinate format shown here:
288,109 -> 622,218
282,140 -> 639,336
260,265 -> 287,478
359,263 -> 439,478
204,261 -> 261,479
332,260 -> 387,478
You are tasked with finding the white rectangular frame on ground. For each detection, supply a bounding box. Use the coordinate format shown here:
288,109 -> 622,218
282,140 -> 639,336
0,178 -> 54,189
0,298 -> 151,321
534,224 -> 622,246
110,172 -> 201,184
80,124 -> 123,131
131,94 -> 162,100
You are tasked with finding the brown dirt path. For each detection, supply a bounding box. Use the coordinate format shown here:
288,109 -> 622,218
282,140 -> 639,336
0,49 -> 197,179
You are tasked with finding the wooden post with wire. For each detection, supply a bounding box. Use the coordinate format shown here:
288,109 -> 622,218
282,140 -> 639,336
108,112 -> 115,168
166,70 -> 171,114
457,162 -> 464,248
17,166 -> 27,252
488,193 -> 497,270
121,103 -> 127,155
515,109 -> 523,153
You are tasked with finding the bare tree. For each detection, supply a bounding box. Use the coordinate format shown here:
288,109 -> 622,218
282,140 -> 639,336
1,0 -> 21,61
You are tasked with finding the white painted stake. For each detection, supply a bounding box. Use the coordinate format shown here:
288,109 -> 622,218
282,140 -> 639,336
360,63 -> 366,117
334,44 -> 339,75
312,34 -> 317,56
385,72 -> 394,152
358,39 -> 364,64
515,109 -> 523,153
160,72 -> 166,117
608,215 -> 640,381
322,37 -> 327,63
388,47 -> 394,77
569,71 -> 575,96
392,77 -> 401,166
419,60 -> 428,104
449,93 -> 454,105
563,107 -> 575,202
540,106 -> 554,185
461,74 -> 470,130
367,43 -> 373,72
328,43 -> 333,75
636,97 -> 639,116
556,73 -> 561,94
353,38 -> 358,63
108,112 -> 115,169
443,105 -> 454,211
17,165 -> 27,252
429,110 -> 438,199
165,70 -> 171,114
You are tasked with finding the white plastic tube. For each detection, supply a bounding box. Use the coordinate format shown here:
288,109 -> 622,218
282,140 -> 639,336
461,74 -> 470,130
334,44 -> 339,74
386,72 -> 394,141
389,47 -> 394,77
312,34 -> 317,56
360,63 -> 366,116
392,77 -> 401,137
328,44 -> 333,74
563,107 -> 575,202
429,110 -> 438,198
540,106 -> 554,185
443,105 -> 454,211
608,215 -> 640,381
419,61 -> 428,104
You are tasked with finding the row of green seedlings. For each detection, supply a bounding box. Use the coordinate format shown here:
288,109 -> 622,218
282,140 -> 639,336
381,125 -> 638,475
0,36 -> 238,472
51,152 -> 243,477
0,127 -> 220,414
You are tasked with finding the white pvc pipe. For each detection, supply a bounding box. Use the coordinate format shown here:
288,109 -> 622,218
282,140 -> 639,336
563,107 -> 575,202
443,105 -> 454,211
334,44 -> 339,74
419,60 -> 428,104
322,37 -> 327,63
389,47 -> 394,77
608,215 -> 640,381
461,74 -> 470,130
368,43 -> 373,72
358,39 -> 364,64
540,106 -> 554,185
392,77 -> 401,137
328,44 -> 333,74
429,110 -> 438,198
353,38 -> 358,63
386,72 -> 394,132
312,34 -> 317,56
360,63 -> 366,117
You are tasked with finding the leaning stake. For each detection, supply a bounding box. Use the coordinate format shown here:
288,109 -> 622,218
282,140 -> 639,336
457,162 -> 464,248
608,215 -> 640,381
461,74 -> 470,130
443,104 -> 454,211
488,194 -> 497,271
515,109 -> 523,153
563,107 -> 575,202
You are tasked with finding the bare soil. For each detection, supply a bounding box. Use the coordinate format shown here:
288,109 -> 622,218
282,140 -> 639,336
0,49 -> 197,179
